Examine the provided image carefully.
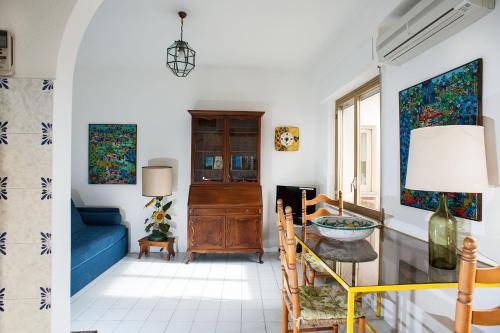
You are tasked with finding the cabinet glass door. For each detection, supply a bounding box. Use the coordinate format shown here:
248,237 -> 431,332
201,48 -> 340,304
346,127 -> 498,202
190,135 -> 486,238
194,117 -> 224,182
228,119 -> 258,183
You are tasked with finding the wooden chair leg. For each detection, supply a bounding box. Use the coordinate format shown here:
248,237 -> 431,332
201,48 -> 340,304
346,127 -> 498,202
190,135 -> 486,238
308,268 -> 315,287
282,298 -> 288,333
301,261 -> 307,287
357,317 -> 366,333
332,324 -> 338,333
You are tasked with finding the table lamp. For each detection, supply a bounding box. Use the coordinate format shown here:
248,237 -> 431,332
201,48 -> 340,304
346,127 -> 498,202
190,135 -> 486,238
142,166 -> 173,241
405,125 -> 488,270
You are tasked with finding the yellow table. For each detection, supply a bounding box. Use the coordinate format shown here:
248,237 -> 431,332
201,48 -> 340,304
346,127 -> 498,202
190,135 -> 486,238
295,226 -> 499,333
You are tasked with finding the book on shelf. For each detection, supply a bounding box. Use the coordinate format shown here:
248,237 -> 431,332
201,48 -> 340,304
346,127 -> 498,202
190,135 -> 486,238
213,156 -> 223,170
204,156 -> 214,169
231,155 -> 242,170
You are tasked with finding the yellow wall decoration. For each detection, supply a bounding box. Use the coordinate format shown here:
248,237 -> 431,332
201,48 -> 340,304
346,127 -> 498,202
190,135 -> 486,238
275,127 -> 299,151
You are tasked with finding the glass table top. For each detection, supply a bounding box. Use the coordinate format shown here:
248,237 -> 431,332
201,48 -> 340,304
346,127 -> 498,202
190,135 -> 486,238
296,225 -> 497,288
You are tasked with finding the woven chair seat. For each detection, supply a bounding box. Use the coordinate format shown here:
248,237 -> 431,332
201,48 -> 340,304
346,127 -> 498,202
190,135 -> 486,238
284,285 -> 364,327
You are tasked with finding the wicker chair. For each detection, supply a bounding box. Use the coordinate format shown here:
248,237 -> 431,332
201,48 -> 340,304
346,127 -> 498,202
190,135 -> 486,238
455,237 -> 500,333
301,191 -> 343,286
277,199 -> 365,333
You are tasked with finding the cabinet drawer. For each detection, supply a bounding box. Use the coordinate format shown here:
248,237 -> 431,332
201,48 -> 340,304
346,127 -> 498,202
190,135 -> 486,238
226,208 -> 261,215
190,208 -> 226,216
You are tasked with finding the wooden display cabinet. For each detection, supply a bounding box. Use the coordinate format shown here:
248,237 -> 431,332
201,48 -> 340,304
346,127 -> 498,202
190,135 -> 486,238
187,110 -> 264,263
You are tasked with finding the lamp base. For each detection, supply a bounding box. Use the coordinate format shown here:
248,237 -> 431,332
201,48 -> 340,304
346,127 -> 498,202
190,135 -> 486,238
428,193 -> 457,270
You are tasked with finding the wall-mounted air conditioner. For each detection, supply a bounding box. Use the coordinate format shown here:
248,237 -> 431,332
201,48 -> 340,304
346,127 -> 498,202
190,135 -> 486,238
376,0 -> 495,65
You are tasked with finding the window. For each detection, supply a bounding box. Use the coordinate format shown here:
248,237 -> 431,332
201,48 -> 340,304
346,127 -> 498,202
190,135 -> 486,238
335,77 -> 382,219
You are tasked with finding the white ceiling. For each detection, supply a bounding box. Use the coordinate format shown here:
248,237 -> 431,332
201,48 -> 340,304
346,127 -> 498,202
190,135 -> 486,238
77,0 -> 400,71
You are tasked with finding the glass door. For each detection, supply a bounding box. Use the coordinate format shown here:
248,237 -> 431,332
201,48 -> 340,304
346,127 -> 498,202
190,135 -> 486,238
193,117 -> 225,183
228,118 -> 258,183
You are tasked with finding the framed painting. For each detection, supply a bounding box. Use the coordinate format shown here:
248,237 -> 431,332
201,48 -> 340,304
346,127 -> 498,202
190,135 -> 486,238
399,59 -> 482,221
88,124 -> 137,184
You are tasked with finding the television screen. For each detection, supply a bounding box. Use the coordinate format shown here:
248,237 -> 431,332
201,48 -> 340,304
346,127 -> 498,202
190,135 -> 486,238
276,185 -> 316,220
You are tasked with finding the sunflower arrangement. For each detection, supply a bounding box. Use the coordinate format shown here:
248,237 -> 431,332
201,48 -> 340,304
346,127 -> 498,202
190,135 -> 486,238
144,196 -> 172,241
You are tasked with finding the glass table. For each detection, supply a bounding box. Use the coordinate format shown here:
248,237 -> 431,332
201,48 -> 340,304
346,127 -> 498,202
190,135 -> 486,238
295,226 -> 499,333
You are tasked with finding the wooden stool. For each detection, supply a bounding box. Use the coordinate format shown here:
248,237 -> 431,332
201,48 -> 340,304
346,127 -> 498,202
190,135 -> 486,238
138,236 -> 175,260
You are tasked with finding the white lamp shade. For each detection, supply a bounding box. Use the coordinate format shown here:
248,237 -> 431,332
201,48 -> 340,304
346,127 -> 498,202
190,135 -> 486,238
142,166 -> 172,197
405,125 -> 488,193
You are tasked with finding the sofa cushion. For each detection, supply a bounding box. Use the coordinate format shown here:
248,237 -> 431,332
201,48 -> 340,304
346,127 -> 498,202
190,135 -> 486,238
78,209 -> 122,226
71,225 -> 127,269
71,200 -> 87,234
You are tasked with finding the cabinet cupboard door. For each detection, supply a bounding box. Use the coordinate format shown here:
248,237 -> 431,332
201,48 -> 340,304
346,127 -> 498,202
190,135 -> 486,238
190,216 -> 225,248
225,215 -> 260,248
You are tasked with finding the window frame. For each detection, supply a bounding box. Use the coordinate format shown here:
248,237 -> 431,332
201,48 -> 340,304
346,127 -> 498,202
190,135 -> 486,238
334,76 -> 384,222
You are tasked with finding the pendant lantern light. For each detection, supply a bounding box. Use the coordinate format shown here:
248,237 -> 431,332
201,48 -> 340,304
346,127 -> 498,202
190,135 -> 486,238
166,11 -> 196,77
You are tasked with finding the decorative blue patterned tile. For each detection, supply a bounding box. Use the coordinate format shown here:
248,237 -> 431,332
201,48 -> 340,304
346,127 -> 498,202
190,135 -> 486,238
42,80 -> 53,91
40,232 -> 51,255
41,178 -> 52,200
41,123 -> 52,145
0,288 -> 4,312
0,232 -> 5,255
39,287 -> 51,310
0,78 -> 8,89
0,78 -> 52,134
0,177 -> 6,200
0,121 -> 7,144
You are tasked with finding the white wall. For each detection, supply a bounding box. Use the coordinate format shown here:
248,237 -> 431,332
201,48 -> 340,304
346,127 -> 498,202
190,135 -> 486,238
0,0 -> 76,78
315,6 -> 500,333
72,65 -> 318,252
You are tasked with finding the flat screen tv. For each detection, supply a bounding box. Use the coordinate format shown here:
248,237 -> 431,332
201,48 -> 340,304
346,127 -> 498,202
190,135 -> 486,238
276,185 -> 316,224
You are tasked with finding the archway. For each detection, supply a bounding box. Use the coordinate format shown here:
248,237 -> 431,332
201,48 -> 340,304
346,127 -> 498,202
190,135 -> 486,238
52,1 -> 103,331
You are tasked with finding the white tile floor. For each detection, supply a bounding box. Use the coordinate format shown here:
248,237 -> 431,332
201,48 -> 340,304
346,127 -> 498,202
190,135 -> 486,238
71,252 -> 388,333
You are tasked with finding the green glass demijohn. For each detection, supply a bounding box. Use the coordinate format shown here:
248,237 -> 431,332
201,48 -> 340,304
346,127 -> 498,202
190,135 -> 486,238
428,193 -> 457,270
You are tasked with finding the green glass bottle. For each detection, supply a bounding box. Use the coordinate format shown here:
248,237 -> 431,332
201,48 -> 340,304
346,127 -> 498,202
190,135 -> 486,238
428,192 -> 457,270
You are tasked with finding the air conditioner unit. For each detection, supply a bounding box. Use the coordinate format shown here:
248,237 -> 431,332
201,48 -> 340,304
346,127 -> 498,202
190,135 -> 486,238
376,0 -> 495,65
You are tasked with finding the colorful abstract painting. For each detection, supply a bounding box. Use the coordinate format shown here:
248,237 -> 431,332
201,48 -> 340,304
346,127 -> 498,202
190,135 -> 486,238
89,124 -> 137,184
399,59 -> 482,221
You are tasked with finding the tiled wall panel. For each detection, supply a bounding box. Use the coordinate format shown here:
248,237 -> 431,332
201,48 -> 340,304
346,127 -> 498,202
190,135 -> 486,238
0,77 -> 53,333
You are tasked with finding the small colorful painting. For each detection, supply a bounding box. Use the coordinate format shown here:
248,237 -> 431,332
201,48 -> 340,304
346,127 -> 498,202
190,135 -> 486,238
88,124 -> 137,184
400,59 -> 482,220
275,127 -> 299,151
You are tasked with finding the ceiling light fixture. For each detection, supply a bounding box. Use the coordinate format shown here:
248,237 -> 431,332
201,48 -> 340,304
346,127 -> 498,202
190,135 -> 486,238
166,11 -> 196,77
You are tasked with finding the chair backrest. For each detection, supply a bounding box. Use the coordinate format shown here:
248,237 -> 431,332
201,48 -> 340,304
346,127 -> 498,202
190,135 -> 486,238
455,237 -> 500,333
277,199 -> 301,320
301,191 -> 343,240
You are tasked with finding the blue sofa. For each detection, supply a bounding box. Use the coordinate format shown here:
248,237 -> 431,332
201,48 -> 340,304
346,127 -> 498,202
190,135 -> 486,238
71,200 -> 128,296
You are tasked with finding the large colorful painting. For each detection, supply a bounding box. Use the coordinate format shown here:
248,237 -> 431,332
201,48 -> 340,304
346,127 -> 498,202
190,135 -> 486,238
89,124 -> 137,184
399,59 -> 482,221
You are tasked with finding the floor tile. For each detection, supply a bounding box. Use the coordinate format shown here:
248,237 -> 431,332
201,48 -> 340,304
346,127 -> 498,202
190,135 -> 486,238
100,308 -> 129,321
190,321 -> 217,333
123,308 -> 152,321
90,320 -> 120,333
194,309 -> 219,322
113,320 -> 145,333
77,307 -> 107,321
215,321 -> 241,333
171,309 -> 198,322
164,321 -> 193,333
147,308 -> 174,321
218,308 -> 241,322
139,321 -> 168,333
241,321 -> 266,333
242,309 -> 265,322
71,320 -> 96,331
